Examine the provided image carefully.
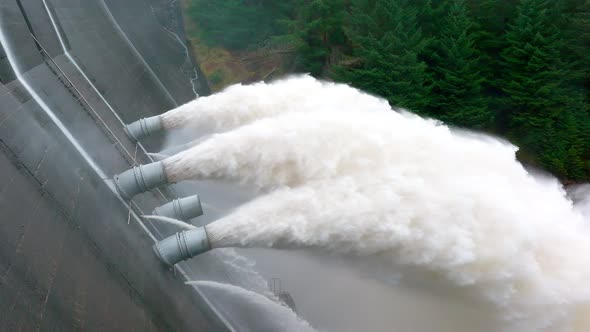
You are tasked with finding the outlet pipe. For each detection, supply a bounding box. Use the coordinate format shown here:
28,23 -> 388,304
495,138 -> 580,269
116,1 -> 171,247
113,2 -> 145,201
153,227 -> 211,266
114,161 -> 168,200
124,115 -> 163,141
153,195 -> 203,221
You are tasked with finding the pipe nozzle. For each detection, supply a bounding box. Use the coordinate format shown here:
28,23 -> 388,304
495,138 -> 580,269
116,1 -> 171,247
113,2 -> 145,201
124,115 -> 163,141
154,195 -> 203,221
114,161 -> 168,200
153,227 -> 211,266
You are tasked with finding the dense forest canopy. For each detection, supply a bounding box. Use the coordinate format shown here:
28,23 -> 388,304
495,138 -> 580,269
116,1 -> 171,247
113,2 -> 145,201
186,0 -> 590,183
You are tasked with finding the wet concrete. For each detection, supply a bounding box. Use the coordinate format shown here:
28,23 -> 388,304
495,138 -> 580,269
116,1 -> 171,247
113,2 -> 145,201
0,0 -> 231,331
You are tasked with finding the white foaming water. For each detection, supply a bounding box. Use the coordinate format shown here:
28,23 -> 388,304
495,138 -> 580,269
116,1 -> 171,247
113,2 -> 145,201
569,184 -> 590,220
159,75 -> 390,132
186,280 -> 315,332
204,173 -> 590,331
162,80 -> 590,331
163,110 -> 451,190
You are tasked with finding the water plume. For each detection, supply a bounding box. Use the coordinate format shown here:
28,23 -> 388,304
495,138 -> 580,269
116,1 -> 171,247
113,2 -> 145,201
159,75 -> 390,132
569,184 -> 590,220
203,173 -> 590,331
158,78 -> 590,331
162,110 -> 453,190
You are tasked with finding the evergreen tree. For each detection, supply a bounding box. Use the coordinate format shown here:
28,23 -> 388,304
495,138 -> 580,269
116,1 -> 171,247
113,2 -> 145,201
427,0 -> 492,129
185,0 -> 590,181
288,0 -> 348,75
416,0 -> 449,38
188,0 -> 294,49
500,0 -> 562,125
466,0 -> 518,128
465,0 -> 517,71
334,0 -> 431,111
500,0 -> 587,179
415,0 -> 449,75
562,0 -> 590,89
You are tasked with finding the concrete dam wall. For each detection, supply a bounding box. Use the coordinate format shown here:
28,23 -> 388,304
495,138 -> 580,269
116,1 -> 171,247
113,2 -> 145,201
0,1 -> 243,331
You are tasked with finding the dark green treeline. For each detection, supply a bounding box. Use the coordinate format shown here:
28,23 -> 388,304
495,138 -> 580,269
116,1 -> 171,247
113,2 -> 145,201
187,0 -> 590,182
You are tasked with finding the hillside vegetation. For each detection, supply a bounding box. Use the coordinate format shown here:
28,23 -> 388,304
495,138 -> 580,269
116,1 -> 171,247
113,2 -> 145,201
184,0 -> 590,182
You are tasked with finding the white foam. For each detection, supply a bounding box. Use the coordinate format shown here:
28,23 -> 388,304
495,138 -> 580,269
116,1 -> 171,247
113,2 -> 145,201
160,75 -> 390,132
163,110 -> 446,189
163,79 -> 590,331
205,170 -> 590,331
569,184 -> 590,221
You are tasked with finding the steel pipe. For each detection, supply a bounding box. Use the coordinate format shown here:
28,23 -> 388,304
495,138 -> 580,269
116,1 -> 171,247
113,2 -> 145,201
153,195 -> 203,221
153,227 -> 211,266
124,115 -> 163,141
114,161 -> 168,200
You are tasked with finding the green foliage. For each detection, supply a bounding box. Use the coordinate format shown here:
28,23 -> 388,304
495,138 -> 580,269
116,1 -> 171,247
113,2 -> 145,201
416,0 -> 449,39
209,69 -> 225,85
426,0 -> 491,129
186,0 -> 294,50
334,0 -> 432,111
562,0 -> 590,88
287,0 -> 348,75
185,0 -> 590,181
500,0 -> 563,113
498,0 -> 589,179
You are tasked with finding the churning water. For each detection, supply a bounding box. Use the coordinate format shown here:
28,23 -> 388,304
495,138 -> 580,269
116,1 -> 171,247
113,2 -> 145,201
159,75 -> 390,132
161,76 -> 590,332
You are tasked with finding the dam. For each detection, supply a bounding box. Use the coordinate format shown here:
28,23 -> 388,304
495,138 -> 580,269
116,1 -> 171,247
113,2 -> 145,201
4,2 -> 588,332
0,0 -> 280,330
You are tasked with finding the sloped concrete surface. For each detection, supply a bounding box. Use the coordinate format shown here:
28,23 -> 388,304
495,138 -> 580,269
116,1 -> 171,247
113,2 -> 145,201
0,0 -> 234,331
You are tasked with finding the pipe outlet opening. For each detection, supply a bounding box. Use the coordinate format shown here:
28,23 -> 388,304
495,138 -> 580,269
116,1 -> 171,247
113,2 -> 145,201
153,195 -> 203,222
114,161 -> 168,200
153,227 -> 211,266
124,115 -> 163,142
